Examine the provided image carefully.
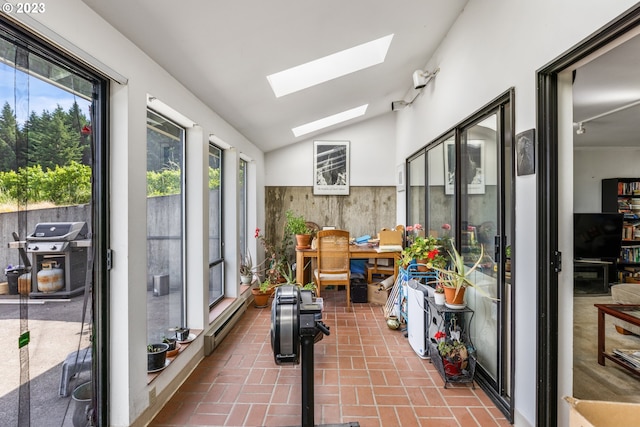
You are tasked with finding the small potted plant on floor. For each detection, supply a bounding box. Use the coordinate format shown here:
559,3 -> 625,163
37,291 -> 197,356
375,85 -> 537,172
252,279 -> 276,308
284,209 -> 313,249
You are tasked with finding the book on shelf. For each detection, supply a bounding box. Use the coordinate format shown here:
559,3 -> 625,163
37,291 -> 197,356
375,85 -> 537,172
613,349 -> 640,369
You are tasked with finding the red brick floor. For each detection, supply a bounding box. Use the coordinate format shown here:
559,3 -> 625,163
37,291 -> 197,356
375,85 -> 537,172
149,290 -> 511,427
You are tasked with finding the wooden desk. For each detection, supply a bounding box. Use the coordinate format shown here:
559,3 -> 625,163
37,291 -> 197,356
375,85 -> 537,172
295,245 -> 400,285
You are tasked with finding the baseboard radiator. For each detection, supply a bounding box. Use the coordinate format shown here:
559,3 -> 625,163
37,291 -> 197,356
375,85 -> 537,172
204,297 -> 248,356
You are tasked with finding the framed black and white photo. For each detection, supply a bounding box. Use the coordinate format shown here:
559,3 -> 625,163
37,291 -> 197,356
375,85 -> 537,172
314,140 -> 350,195
444,140 -> 485,194
516,129 -> 535,176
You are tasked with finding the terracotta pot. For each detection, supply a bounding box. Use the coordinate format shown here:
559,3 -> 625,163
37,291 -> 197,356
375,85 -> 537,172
295,234 -> 312,249
252,287 -> 274,308
416,259 -> 429,272
443,286 -> 466,306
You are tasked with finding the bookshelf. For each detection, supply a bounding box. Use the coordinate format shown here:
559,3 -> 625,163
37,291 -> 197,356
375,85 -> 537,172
602,178 -> 640,282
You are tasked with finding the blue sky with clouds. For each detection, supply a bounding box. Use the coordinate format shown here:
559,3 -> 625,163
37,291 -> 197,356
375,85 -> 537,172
0,62 -> 91,124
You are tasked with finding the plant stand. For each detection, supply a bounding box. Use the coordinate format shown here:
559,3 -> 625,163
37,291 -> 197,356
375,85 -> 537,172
430,342 -> 476,389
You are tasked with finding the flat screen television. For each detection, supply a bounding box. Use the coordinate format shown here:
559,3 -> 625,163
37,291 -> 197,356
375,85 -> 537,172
574,213 -> 624,260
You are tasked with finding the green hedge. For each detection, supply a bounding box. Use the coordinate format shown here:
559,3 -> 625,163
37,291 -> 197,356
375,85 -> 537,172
0,163 -> 221,205
0,161 -> 91,205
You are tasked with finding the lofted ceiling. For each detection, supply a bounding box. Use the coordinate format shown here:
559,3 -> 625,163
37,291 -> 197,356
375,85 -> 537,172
82,1 -> 640,152
82,0 -> 469,152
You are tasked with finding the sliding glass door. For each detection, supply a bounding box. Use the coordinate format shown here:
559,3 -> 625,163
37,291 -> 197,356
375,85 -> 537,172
407,91 -> 514,421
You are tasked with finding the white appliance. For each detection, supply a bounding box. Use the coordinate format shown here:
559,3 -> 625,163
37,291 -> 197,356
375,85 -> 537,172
406,279 -> 435,359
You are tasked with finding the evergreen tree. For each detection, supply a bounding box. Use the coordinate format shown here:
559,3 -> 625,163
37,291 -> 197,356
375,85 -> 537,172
0,102 -> 17,171
26,106 -> 82,169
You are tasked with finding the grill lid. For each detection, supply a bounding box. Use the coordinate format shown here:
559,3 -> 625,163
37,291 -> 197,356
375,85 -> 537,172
27,222 -> 88,241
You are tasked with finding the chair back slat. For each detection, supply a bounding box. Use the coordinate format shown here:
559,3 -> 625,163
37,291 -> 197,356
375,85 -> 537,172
317,230 -> 350,273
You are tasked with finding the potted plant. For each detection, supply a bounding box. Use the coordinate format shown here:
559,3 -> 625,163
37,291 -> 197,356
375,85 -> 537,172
147,342 -> 170,372
284,209 -> 312,249
240,252 -> 254,284
398,235 -> 446,272
255,227 -> 291,284
433,330 -> 472,377
251,279 -> 276,308
278,262 -> 317,293
429,242 -> 490,307
163,336 -> 179,357
433,283 -> 446,305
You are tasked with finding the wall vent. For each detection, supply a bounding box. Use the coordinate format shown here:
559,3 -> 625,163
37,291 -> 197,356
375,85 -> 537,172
204,298 -> 248,356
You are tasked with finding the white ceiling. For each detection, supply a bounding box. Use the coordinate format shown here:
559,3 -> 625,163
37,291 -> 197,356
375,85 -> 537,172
82,1 -> 640,152
572,33 -> 640,148
82,0 -> 469,152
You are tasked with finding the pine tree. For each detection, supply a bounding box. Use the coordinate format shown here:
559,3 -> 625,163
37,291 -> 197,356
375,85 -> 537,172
0,102 -> 17,171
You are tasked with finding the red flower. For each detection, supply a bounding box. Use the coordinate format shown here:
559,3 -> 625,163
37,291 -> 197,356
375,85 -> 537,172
255,228 -> 260,238
442,223 -> 451,230
434,331 -> 446,340
427,248 -> 439,260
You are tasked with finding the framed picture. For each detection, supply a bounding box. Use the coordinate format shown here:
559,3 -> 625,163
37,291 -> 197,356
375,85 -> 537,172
444,140 -> 485,195
314,140 -> 350,195
516,129 -> 535,176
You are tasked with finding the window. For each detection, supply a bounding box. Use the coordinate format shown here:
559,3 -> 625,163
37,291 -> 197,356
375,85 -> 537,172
208,144 -> 223,306
239,159 -> 248,258
147,109 -> 185,342
0,20 -> 106,426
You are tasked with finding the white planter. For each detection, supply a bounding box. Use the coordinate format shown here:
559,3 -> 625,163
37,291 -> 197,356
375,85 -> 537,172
434,292 -> 445,306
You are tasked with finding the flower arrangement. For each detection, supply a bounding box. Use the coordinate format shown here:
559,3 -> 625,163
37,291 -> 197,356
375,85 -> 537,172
398,235 -> 447,269
434,329 -> 470,372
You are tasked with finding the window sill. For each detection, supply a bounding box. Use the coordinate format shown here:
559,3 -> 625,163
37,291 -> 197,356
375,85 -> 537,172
146,329 -> 202,384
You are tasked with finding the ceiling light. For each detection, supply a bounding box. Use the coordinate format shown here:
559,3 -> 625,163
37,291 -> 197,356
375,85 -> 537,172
292,104 -> 368,137
576,122 -> 586,135
267,34 -> 394,97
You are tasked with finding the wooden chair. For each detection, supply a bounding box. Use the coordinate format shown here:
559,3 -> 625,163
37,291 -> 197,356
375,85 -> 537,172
314,229 -> 351,310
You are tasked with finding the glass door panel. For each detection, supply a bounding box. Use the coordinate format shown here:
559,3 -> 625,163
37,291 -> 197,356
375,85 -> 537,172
407,152 -> 425,229
428,137 -> 456,240
460,114 -> 500,382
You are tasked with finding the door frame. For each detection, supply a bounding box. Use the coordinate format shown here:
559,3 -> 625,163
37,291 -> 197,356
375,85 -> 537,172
536,4 -> 640,426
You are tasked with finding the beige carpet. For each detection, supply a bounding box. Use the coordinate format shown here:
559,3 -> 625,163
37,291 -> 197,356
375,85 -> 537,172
573,295 -> 640,403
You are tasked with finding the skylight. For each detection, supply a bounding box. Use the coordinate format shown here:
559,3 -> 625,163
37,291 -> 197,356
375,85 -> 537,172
267,34 -> 394,97
292,104 -> 368,137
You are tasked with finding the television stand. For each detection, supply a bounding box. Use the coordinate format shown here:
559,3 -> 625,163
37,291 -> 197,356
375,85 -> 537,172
574,259 -> 612,295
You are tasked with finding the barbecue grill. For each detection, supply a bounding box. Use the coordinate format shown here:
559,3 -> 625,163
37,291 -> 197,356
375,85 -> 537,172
25,222 -> 90,298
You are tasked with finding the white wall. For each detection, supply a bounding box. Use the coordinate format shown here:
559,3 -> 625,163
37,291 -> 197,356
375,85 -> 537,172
391,1 -> 639,426
574,148 -> 640,212
265,113 -> 396,186
11,2 -> 265,426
